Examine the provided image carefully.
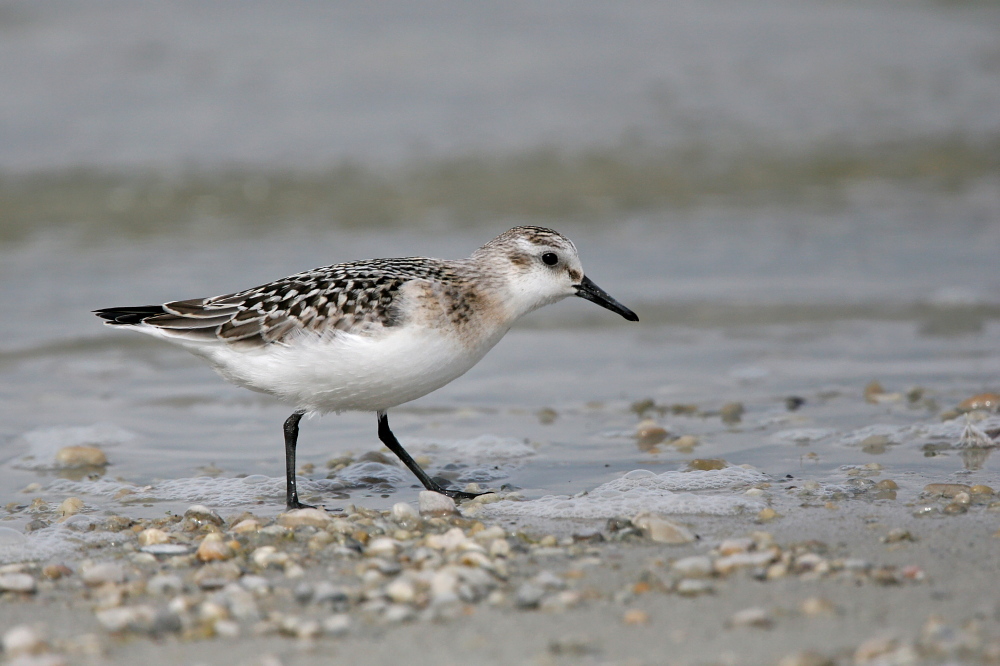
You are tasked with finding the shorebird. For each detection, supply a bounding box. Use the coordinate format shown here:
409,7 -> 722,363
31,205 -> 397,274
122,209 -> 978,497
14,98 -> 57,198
95,226 -> 638,509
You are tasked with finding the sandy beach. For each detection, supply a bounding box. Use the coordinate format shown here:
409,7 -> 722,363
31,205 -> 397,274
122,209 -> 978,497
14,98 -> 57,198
2,462 -> 1000,666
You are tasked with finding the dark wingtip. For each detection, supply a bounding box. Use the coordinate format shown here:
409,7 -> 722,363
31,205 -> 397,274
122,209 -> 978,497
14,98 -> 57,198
94,305 -> 166,325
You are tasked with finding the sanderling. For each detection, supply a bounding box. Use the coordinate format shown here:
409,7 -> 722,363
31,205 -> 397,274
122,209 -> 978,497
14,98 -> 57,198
95,226 -> 638,509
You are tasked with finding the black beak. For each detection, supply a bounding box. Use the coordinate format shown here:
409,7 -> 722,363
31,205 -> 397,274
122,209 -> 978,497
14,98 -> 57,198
574,275 -> 639,322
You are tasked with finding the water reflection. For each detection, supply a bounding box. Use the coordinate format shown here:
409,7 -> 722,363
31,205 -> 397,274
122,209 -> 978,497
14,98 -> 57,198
961,447 -> 993,472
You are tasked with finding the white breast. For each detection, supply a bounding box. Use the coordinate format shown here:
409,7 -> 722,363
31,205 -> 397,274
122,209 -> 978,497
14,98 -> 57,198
181,322 -> 507,414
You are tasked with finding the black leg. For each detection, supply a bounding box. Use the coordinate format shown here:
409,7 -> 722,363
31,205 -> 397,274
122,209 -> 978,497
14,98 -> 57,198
376,411 -> 485,501
283,411 -> 315,510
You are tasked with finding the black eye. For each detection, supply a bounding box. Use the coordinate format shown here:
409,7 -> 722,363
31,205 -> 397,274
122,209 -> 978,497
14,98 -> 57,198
541,252 -> 559,266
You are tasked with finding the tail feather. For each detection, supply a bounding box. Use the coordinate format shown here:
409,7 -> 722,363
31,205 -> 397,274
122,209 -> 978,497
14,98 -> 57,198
94,305 -> 167,325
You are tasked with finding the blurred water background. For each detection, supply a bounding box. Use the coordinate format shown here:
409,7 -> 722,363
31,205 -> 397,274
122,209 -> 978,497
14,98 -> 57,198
1,0 -> 999,519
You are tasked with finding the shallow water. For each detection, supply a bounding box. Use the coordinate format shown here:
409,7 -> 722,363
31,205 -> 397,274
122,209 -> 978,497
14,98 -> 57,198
1,205 -> 998,527
0,0 -> 999,559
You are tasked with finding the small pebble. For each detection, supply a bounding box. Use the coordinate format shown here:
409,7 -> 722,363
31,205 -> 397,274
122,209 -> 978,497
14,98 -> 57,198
675,579 -> 713,596
632,513 -> 695,544
140,544 -> 190,556
785,396 -> 806,411
390,502 -> 420,524
193,561 -> 242,589
42,564 -> 72,580
184,505 -> 224,527
687,458 -> 727,471
622,609 -> 649,625
383,604 -> 416,624
533,570 -> 566,590
0,573 -> 37,593
489,538 -> 511,558
196,533 -> 235,562
418,491 -> 457,516
55,445 -> 107,468
671,435 -> 699,452
757,508 -> 779,522
854,635 -> 898,663
766,560 -> 791,579
137,528 -> 170,547
104,515 -> 134,532
970,484 -> 994,496
720,402 -> 744,424
80,562 -> 126,586
536,407 -> 558,424
923,483 -> 971,497
199,600 -> 229,623
864,381 -> 886,403
322,614 -> 350,637
430,568 -> 460,606
366,537 -> 398,557
541,590 -> 582,613
715,550 -> 778,575
635,419 -> 669,447
226,588 -> 260,622
57,497 -> 85,517
799,596 -> 837,617
230,518 -> 262,534
385,578 -> 416,604
883,528 -> 914,543
957,392 -> 1000,413
717,538 -> 754,555
146,574 -> 184,596
671,556 -> 714,578
2,624 -> 47,656
240,575 -> 272,595
95,605 -> 157,633
214,620 -> 241,638
875,479 -> 898,490
514,582 -> 546,609
729,607 -> 772,629
277,508 -> 333,528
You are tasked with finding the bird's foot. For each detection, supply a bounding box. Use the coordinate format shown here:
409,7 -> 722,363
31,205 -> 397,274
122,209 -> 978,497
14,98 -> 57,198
286,499 -> 319,511
434,486 -> 489,502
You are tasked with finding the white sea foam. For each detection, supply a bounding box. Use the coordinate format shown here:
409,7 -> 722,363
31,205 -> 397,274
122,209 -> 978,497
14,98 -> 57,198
406,435 -> 537,464
334,462 -> 409,488
405,434 -> 538,483
39,436 -> 536,506
45,475 -> 345,508
839,424 -> 906,446
836,416 -> 1000,449
477,467 -> 768,520
773,428 -> 837,444
0,520 -> 123,565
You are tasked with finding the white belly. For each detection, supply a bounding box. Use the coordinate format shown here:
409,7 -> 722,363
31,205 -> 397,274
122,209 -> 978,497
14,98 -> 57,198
184,324 -> 506,414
